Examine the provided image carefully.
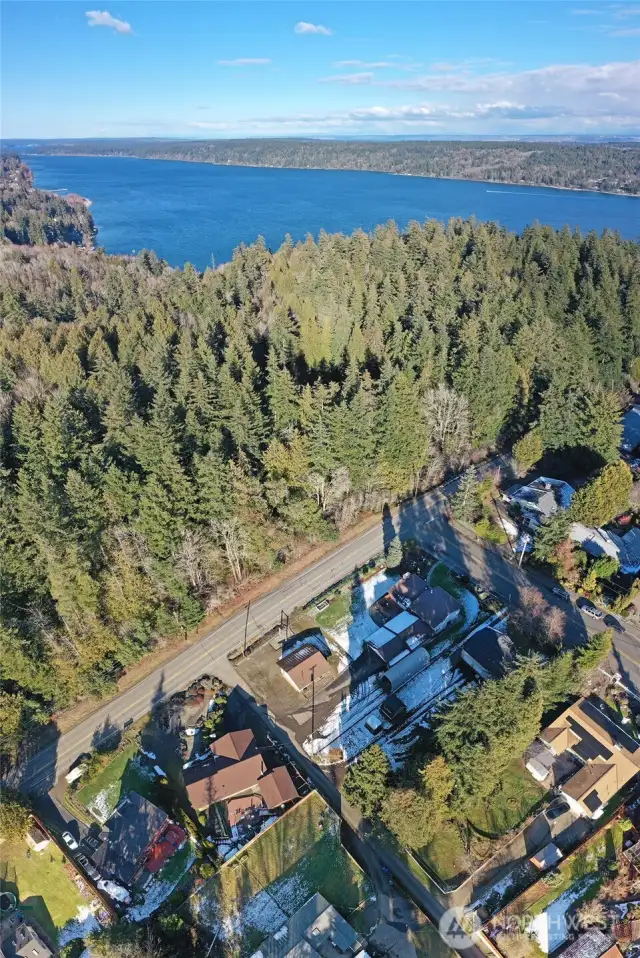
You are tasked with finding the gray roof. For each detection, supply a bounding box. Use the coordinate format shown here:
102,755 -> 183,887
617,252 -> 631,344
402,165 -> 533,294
557,930 -> 614,958
411,586 -> 460,631
92,791 -> 168,884
622,406 -> 640,452
11,924 -> 52,958
381,647 -> 430,693
252,893 -> 361,958
462,626 -> 515,679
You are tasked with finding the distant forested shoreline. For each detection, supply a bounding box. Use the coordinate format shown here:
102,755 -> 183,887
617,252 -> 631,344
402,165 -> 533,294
30,138 -> 640,195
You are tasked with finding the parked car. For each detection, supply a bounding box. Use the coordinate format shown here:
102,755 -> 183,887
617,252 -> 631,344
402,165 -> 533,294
76,853 -> 100,881
579,600 -> 603,620
61,831 -> 79,851
83,834 -> 102,851
552,586 -> 571,601
605,614 -> 626,633
546,802 -> 570,820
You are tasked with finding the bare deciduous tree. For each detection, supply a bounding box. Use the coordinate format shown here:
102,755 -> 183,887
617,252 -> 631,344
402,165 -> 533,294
424,385 -> 472,466
211,518 -> 249,584
174,529 -> 212,594
576,898 -> 606,929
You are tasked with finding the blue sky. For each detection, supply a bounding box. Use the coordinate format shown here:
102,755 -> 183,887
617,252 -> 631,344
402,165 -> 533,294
2,1 -> 640,137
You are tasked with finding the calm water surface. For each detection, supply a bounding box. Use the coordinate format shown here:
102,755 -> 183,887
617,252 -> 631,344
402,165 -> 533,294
28,154 -> 639,269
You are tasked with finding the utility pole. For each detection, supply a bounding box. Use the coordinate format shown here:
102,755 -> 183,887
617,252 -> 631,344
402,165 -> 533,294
310,666 -> 316,757
518,533 -> 530,568
243,601 -> 251,656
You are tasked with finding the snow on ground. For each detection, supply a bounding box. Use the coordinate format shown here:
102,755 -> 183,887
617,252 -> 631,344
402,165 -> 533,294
468,864 -> 529,913
327,570 -> 400,660
58,907 -> 101,946
303,677 -> 382,758
87,757 -> 156,823
398,658 -> 455,711
529,877 -> 600,953
381,681 -> 464,769
283,631 -> 330,658
128,844 -> 197,922
216,816 -> 279,862
459,589 -> 479,629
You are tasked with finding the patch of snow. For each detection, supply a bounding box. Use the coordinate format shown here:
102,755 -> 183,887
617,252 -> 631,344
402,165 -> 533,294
128,846 -> 196,922
398,658 -> 456,711
58,907 -> 101,946
326,571 -> 400,660
529,877 -> 600,953
217,888 -> 287,941
282,631 -> 330,658
153,765 -> 167,777
139,748 -> 156,760
459,589 -> 479,629
469,868 -> 525,912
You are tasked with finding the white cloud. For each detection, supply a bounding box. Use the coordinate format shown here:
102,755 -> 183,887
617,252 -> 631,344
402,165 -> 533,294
217,58 -> 271,66
294,21 -> 332,35
332,60 -> 394,69
85,10 -> 132,33
610,26 -> 640,34
318,72 -> 374,85
572,7 -> 600,13
613,6 -> 640,16
186,57 -> 640,135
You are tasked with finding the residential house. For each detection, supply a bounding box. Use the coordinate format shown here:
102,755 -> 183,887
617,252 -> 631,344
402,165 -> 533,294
557,930 -> 622,958
364,610 -> 425,666
91,791 -> 186,888
250,892 -> 364,958
571,522 -> 640,575
410,586 -> 461,634
380,694 -> 407,724
526,697 -> 640,818
279,645 -> 332,693
392,573 -> 428,608
622,406 -> 640,454
503,476 -> 575,529
185,729 -> 298,815
1,923 -> 53,958
461,625 -> 515,680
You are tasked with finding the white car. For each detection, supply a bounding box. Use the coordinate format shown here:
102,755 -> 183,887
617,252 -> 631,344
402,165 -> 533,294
62,831 -> 79,851
184,727 -> 198,737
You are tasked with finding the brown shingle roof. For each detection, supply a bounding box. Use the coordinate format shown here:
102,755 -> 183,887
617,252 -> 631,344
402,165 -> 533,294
279,647 -> 331,691
186,753 -> 265,810
258,766 -> 298,808
563,763 -> 617,804
211,729 -> 256,761
394,573 -> 427,602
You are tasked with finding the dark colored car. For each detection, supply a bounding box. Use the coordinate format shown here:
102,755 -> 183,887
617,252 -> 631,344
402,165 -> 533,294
546,802 -> 571,820
552,586 -> 571,601
605,614 -> 625,633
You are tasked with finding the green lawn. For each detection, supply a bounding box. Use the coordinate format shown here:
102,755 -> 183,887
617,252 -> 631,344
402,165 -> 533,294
418,821 -> 467,885
75,740 -> 157,822
416,760 -> 545,887
429,562 -> 464,598
189,793 -> 372,955
0,839 -> 86,944
467,760 -> 546,837
315,592 -> 351,629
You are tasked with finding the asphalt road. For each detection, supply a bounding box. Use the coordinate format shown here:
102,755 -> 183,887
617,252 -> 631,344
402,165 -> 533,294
239,690 -> 481,958
14,480 -> 640,794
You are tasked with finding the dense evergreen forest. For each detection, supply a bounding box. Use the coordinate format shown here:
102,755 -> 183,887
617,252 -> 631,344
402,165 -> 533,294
33,138 -> 640,194
1,157 -> 640,762
1,154 -> 95,247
